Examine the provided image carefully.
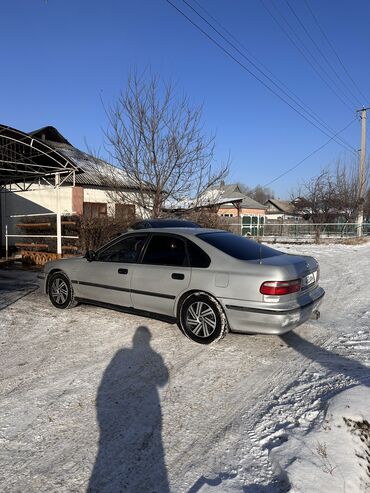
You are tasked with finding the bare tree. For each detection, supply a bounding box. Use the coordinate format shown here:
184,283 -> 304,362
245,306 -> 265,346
292,160 -> 363,240
293,169 -> 335,223
250,184 -> 275,204
236,183 -> 274,204
96,73 -> 229,217
332,161 -> 359,221
364,187 -> 370,221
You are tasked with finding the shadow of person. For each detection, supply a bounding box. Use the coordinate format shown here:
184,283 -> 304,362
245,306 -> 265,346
280,331 -> 370,391
88,326 -> 169,493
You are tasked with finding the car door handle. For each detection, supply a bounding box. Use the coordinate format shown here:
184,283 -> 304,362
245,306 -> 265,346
172,273 -> 184,280
118,268 -> 128,275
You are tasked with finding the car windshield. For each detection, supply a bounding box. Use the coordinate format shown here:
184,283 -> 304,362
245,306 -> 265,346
197,232 -> 283,261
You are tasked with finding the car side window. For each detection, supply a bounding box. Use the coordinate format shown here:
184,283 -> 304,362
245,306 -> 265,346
96,235 -> 147,263
142,235 -> 187,267
187,240 -> 211,268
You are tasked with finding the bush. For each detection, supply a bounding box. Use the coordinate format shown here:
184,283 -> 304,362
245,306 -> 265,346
176,209 -> 232,231
78,216 -> 134,252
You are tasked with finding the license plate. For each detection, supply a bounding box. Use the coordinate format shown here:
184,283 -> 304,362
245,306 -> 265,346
302,272 -> 316,287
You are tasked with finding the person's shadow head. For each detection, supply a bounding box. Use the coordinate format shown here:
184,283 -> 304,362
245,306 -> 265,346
88,326 -> 169,493
133,324 -> 152,347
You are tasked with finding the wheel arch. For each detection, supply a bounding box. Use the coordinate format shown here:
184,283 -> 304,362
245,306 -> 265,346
175,289 -> 225,320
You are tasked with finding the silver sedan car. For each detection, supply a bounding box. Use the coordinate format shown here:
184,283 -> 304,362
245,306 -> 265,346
40,228 -> 325,344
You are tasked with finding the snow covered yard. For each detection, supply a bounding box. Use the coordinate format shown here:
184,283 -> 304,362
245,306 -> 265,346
0,241 -> 370,492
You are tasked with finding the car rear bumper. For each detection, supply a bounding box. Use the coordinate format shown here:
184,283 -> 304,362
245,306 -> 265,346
221,286 -> 325,335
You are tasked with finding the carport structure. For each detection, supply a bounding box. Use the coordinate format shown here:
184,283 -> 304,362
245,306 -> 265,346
0,124 -> 81,255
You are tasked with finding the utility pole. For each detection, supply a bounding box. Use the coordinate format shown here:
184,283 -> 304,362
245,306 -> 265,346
356,107 -> 369,236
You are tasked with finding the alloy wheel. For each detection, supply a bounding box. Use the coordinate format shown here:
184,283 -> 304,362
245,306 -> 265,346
185,301 -> 217,338
51,277 -> 69,305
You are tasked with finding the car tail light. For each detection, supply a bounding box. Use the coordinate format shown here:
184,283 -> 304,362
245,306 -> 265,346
260,279 -> 301,296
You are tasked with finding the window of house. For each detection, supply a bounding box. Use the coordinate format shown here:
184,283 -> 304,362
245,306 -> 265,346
142,235 -> 187,266
96,234 -> 148,263
83,202 -> 107,218
115,203 -> 136,222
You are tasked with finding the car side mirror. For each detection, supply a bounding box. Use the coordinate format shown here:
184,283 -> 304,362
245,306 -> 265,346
85,250 -> 96,262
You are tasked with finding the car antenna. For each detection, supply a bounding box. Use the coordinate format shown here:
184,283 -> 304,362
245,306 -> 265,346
259,238 -> 262,265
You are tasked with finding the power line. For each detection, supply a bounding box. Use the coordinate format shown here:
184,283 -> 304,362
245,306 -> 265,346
303,0 -> 369,105
166,0 -> 357,154
263,117 -> 358,187
285,0 -> 361,108
261,0 -> 355,113
187,0 -> 357,154
272,0 -> 357,109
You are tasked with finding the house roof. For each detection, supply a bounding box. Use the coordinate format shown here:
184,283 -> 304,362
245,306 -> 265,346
218,192 -> 266,210
218,183 -> 243,195
265,198 -> 296,214
28,126 -> 136,189
162,196 -> 243,213
206,183 -> 266,210
29,126 -> 72,146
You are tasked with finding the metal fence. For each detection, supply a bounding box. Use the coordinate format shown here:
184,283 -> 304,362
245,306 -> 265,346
5,212 -> 79,260
227,220 -> 370,239
262,222 -> 370,239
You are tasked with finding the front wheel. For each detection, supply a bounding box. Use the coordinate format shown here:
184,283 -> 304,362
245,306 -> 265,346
48,272 -> 78,309
178,293 -> 228,344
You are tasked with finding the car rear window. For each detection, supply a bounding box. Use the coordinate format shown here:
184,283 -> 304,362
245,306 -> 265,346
197,232 -> 283,261
187,240 -> 211,268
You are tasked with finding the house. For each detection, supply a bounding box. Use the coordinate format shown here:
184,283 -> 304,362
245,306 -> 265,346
26,126 -> 138,220
0,125 -> 140,221
264,198 -> 299,221
191,182 -> 267,235
0,124 -> 143,253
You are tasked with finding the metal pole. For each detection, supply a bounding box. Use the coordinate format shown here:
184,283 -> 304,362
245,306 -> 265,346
55,173 -> 62,255
357,107 -> 369,236
5,224 -> 8,260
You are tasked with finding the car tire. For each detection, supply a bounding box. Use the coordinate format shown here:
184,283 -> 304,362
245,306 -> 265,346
48,272 -> 78,309
178,292 -> 228,344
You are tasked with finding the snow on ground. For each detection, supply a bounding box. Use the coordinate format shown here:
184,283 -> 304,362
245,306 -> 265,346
271,385 -> 370,492
0,241 -> 370,492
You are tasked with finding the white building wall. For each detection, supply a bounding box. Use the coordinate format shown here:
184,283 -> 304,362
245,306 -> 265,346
83,187 -> 149,218
7,187 -> 73,215
83,187 -> 116,215
1,187 -> 74,245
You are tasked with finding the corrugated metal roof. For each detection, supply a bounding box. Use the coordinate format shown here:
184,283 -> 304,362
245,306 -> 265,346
40,140 -> 136,189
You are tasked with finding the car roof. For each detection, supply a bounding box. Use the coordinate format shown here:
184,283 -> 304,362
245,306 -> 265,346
126,227 -> 224,236
131,219 -> 201,228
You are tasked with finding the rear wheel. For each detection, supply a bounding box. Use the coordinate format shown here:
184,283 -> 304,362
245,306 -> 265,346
48,272 -> 78,309
178,292 -> 228,344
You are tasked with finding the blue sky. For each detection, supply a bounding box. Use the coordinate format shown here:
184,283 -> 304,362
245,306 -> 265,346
1,0 -> 369,198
